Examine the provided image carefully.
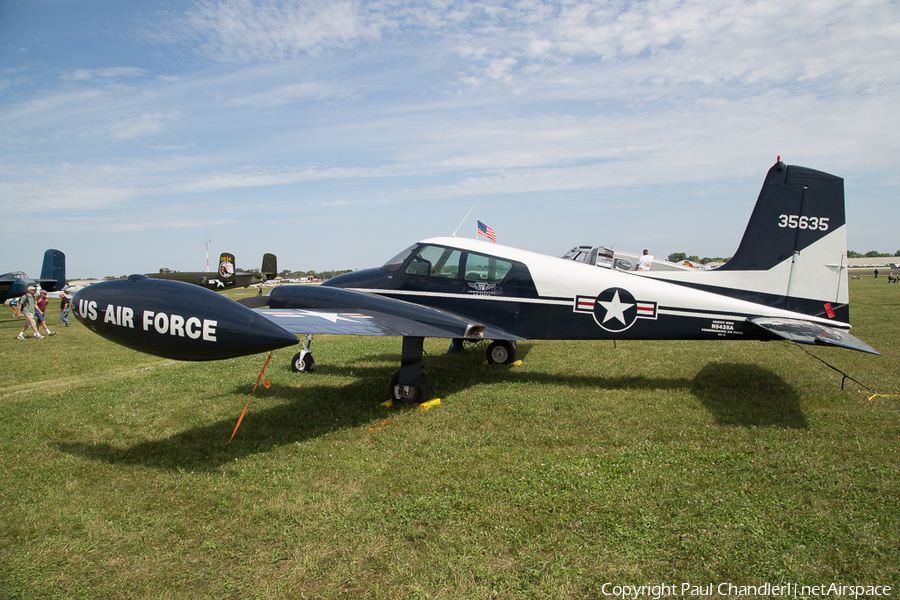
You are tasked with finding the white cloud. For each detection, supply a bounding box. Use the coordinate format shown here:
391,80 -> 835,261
112,111 -> 182,139
62,67 -> 147,82
180,0 -> 388,63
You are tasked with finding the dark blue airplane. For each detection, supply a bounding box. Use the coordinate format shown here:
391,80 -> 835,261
1,250 -> 66,302
72,160 -> 878,404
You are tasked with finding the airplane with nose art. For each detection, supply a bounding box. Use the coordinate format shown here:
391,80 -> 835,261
73,159 -> 878,404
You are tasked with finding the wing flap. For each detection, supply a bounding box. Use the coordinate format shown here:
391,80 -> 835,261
750,317 -> 880,355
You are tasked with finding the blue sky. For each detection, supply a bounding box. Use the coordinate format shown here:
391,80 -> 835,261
2,0 -> 898,278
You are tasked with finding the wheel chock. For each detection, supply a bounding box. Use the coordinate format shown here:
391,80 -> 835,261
380,400 -> 394,408
418,399 -> 441,410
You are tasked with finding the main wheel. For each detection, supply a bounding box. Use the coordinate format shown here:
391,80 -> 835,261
487,340 -> 516,364
291,351 -> 315,373
389,371 -> 432,404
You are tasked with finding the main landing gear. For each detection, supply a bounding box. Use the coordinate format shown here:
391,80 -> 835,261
486,340 -> 517,365
389,336 -> 431,404
289,335 -> 515,404
289,334 -> 432,404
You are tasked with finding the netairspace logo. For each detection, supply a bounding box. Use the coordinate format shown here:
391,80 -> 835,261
600,582 -> 893,599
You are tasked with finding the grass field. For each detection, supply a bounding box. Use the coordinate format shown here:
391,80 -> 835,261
1,279 -> 898,599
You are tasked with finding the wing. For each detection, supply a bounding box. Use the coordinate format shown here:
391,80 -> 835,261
72,277 -> 522,363
246,285 -> 522,341
749,317 -> 881,355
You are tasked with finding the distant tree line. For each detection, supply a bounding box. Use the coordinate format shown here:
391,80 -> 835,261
667,250 -> 900,265
234,268 -> 355,280
666,253 -> 731,265
847,250 -> 900,258
281,269 -> 354,281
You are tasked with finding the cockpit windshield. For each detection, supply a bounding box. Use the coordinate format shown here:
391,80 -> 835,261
381,244 -> 418,272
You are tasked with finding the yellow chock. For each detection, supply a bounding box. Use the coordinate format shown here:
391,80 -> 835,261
418,399 -> 441,410
511,360 -> 523,366
380,400 -> 394,408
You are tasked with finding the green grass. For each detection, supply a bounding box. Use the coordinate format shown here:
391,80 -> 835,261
1,279 -> 898,599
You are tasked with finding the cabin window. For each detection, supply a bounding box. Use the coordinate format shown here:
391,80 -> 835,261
614,258 -> 634,271
405,246 -> 462,279
464,253 -> 512,283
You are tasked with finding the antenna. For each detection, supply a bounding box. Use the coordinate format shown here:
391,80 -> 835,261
451,207 -> 474,237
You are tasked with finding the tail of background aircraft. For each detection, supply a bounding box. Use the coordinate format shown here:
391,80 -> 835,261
261,253 -> 277,279
40,249 -> 66,292
217,253 -> 236,285
655,159 -> 850,323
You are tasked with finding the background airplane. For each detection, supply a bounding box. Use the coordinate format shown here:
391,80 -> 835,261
146,252 -> 277,291
1,249 -> 66,302
73,160 -> 877,406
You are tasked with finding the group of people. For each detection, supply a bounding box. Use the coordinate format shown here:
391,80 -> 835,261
13,286 -> 71,340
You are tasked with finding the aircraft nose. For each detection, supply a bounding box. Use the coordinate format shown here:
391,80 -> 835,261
74,277 -> 298,360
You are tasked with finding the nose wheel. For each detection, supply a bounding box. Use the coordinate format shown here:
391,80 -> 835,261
291,334 -> 315,372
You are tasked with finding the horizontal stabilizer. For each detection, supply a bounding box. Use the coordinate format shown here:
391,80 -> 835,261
750,317 -> 880,355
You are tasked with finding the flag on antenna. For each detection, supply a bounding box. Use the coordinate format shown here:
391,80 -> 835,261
477,220 -> 497,242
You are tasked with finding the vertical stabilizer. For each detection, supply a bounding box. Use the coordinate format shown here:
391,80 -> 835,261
40,249 -> 66,292
645,160 -> 850,322
716,160 -> 848,320
261,253 -> 277,279
218,253 -> 236,285
719,160 -> 846,273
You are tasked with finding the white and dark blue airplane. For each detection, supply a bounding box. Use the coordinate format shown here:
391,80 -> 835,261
73,159 -> 878,404
1,250 -> 66,303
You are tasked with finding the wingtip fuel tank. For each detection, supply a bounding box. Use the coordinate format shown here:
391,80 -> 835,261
73,275 -> 299,360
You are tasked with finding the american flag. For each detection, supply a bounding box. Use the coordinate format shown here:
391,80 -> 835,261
477,220 -> 497,242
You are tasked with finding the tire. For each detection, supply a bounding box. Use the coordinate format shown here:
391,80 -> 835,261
389,371 -> 431,404
487,340 -> 516,364
291,352 -> 315,373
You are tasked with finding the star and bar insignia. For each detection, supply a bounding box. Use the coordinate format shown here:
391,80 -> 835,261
574,288 -> 657,332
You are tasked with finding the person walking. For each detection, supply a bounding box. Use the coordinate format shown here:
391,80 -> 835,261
35,290 -> 56,337
16,286 -> 44,339
59,292 -> 71,327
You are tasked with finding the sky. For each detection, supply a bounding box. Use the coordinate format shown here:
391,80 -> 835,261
2,0 -> 899,279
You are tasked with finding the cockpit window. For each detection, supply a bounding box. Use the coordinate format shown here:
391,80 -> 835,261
381,244 -> 418,272
405,246 -> 462,279
464,253 -> 512,283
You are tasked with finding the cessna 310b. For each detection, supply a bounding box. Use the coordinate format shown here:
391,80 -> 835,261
73,159 -> 878,404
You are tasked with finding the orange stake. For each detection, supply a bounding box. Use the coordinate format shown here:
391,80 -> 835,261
223,352 -> 273,453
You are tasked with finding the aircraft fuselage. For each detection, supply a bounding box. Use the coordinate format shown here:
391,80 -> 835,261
322,236 -> 848,344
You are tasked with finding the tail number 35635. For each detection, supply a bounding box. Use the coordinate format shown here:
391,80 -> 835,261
778,215 -> 829,231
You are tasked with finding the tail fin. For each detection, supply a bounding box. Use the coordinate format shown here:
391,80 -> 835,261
715,159 -> 848,320
217,253 -> 236,285
261,253 -> 277,279
39,249 -> 66,292
647,160 -> 850,322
